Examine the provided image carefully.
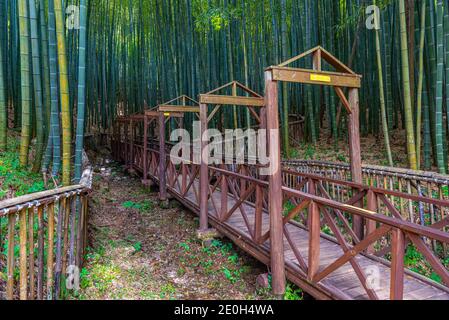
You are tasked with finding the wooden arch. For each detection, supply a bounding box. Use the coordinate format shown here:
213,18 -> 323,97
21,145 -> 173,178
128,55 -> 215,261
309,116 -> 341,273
198,81 -> 266,233
264,46 -> 364,295
148,95 -> 200,205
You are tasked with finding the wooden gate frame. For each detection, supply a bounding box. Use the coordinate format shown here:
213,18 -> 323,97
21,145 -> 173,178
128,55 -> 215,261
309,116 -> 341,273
149,96 -> 200,204
197,81 -> 288,292
265,46 -> 364,239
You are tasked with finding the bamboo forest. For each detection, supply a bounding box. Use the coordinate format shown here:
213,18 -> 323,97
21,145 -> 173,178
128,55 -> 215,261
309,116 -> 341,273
2,0 -> 449,304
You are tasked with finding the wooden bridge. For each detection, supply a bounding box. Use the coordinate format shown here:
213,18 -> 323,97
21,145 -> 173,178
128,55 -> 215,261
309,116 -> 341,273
111,47 -> 449,300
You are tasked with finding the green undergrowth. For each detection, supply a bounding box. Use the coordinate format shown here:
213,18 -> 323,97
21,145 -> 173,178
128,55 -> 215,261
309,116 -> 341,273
0,133 -> 46,201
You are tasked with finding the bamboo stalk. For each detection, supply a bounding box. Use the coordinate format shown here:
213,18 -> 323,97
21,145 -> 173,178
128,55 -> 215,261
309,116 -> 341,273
37,206 -> 44,300
19,208 -> 27,300
46,203 -> 55,300
6,214 -> 16,299
28,207 -> 35,299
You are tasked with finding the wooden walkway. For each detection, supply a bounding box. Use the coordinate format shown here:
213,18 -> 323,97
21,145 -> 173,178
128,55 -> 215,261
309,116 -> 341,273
167,176 -> 449,300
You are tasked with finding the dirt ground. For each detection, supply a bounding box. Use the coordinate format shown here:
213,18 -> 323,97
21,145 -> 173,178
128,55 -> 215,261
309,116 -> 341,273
72,157 -> 294,300
292,128 -> 413,168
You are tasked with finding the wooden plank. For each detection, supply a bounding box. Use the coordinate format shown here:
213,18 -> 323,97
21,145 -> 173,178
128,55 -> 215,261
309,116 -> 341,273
278,46 -> 321,67
200,94 -> 265,107
158,105 -> 198,114
270,67 -> 362,88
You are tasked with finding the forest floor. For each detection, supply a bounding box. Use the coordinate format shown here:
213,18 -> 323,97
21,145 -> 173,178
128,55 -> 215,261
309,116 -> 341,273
70,155 -> 304,300
290,128 -> 412,169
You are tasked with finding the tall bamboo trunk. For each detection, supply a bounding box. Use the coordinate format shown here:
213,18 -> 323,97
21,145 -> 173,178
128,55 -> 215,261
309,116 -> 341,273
74,0 -> 88,182
29,0 -> 44,172
53,0 -> 71,185
416,0 -> 426,170
18,0 -> 32,167
0,27 -> 6,150
435,0 -> 446,174
398,0 -> 418,170
374,1 -> 393,166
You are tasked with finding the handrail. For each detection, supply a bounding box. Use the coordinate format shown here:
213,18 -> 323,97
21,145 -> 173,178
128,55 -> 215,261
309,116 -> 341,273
282,169 -> 449,208
284,159 -> 449,185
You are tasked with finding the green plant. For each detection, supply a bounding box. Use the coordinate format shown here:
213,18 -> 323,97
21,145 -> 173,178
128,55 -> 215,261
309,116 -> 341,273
132,242 -> 142,253
304,145 -> 316,160
179,242 -> 190,252
284,283 -> 303,300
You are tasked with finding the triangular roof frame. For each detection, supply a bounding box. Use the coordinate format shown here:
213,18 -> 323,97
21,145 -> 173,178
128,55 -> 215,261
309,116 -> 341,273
278,45 -> 356,75
158,95 -> 200,107
205,81 -> 263,98
267,46 -> 362,89
200,81 -> 265,107
157,94 -> 200,114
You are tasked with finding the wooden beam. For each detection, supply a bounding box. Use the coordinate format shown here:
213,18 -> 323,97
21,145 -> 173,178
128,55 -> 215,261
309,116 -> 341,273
270,67 -> 362,88
320,47 -> 356,75
278,46 -> 321,67
200,94 -> 265,107
145,110 -> 161,117
334,87 -> 352,114
158,105 -> 199,114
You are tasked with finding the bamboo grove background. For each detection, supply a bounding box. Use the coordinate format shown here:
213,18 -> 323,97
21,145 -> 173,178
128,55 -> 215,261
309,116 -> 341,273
1,0 -> 449,185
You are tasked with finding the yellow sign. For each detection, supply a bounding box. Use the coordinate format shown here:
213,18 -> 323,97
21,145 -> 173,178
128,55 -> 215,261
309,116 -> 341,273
164,113 -> 170,116
310,74 -> 331,83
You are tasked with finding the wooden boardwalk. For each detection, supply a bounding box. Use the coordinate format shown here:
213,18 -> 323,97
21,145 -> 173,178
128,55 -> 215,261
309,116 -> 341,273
168,177 -> 449,300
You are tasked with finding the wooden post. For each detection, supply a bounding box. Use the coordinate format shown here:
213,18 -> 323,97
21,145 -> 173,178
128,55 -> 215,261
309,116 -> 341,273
199,103 -> 209,231
179,116 -> 187,194
390,228 -> 405,300
130,120 -> 134,169
124,121 -> 129,166
143,115 -> 148,184
158,114 -> 167,204
220,163 -> 228,221
308,180 -> 321,281
265,70 -> 286,297
348,88 -> 364,240
366,190 -> 377,253
312,49 -> 322,71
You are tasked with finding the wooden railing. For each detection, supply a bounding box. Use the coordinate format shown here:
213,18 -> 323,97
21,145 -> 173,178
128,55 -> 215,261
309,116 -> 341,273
205,165 -> 449,300
110,134 -> 449,299
281,176 -> 449,300
283,160 -> 449,228
0,169 -> 92,300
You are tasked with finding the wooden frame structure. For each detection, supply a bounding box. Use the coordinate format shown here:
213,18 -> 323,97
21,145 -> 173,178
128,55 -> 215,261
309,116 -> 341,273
150,96 -> 199,204
109,48 -> 449,301
266,46 -> 364,280
197,81 -> 291,294
198,81 -> 265,232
